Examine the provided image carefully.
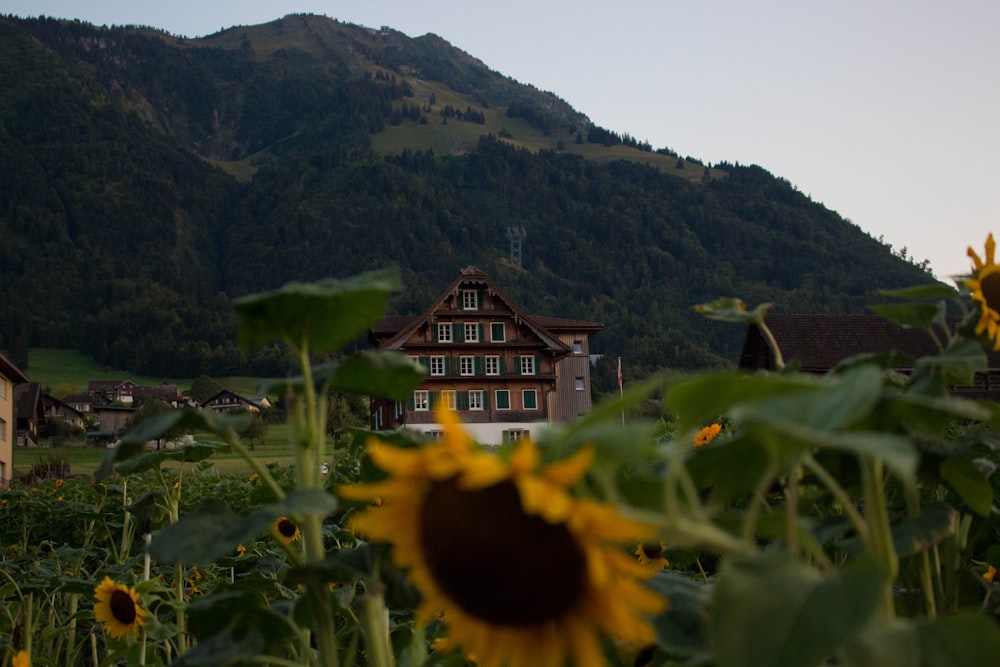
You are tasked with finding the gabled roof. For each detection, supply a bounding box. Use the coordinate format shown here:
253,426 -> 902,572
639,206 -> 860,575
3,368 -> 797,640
739,314 -> 1000,371
375,267 -> 600,352
0,351 -> 29,384
14,382 -> 42,421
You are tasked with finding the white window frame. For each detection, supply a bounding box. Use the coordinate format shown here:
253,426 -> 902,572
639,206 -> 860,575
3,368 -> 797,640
491,322 -> 505,342
485,355 -> 500,376
441,390 -> 457,410
573,340 -> 583,354
522,389 -> 538,410
437,323 -> 452,342
520,356 -> 535,375
430,355 -> 445,376
575,377 -> 586,391
460,356 -> 475,376
414,390 -> 429,411
507,429 -> 527,442
469,390 -> 484,410
464,322 -> 479,343
427,430 -> 444,440
462,290 -> 478,310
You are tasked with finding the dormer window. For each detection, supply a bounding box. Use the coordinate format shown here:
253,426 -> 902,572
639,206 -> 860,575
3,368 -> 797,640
461,289 -> 478,310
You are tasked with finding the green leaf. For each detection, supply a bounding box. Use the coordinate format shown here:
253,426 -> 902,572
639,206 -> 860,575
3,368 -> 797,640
941,457 -> 994,516
148,490 -> 338,565
867,303 -> 944,329
730,364 -> 884,432
647,571 -> 711,659
668,372 -> 820,434
327,350 -> 426,400
233,268 -> 402,354
878,284 -> 960,301
97,410 -> 247,480
114,442 -> 230,476
839,502 -> 958,558
709,553 -> 883,667
845,612 -> 1000,667
694,297 -> 771,323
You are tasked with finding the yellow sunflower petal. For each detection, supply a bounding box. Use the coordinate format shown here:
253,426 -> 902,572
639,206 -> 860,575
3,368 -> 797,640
508,437 -> 539,474
366,440 -> 426,478
542,444 -> 595,486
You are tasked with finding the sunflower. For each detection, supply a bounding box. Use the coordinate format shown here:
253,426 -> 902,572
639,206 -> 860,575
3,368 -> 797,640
966,233 -> 1000,350
635,542 -> 670,568
985,565 -> 997,583
273,516 -> 300,544
93,576 -> 148,640
12,650 -> 30,667
340,404 -> 666,667
693,423 -> 722,447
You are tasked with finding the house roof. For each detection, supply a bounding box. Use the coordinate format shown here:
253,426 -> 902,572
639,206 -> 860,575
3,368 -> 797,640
739,314 -> 1000,371
0,351 -> 29,384
14,382 -> 42,421
372,267 -> 602,350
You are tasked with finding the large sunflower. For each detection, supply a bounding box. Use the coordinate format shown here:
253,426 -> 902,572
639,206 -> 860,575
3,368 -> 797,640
93,576 -> 148,640
340,405 -> 666,667
966,233 -> 1000,350
273,516 -> 300,544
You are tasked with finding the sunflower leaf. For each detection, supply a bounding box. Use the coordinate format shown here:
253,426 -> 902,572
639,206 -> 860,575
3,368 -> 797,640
709,553 -> 883,667
233,268 -> 402,354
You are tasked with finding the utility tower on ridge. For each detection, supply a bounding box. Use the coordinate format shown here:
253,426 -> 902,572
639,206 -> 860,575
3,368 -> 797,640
505,226 -> 527,267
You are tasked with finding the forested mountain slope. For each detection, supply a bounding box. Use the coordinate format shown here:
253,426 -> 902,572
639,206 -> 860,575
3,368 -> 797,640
0,13 -> 935,386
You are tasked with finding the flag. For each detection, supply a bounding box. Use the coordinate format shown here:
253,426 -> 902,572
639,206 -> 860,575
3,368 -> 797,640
617,357 -> 623,390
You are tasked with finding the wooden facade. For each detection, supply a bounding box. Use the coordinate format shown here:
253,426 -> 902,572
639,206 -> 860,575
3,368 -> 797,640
369,267 -> 602,444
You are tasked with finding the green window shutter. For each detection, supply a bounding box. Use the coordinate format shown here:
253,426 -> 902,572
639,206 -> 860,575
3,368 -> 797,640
432,325 -> 438,342
483,391 -> 489,409
419,356 -> 430,370
445,357 -> 451,375
430,392 -> 439,409
499,356 -> 506,374
513,356 -> 521,375
496,390 -> 510,410
458,391 -> 469,410
475,356 -> 485,375
408,394 -> 415,410
479,323 -> 485,341
524,390 -> 537,409
535,355 -> 541,374
491,322 -> 504,341
454,323 -> 464,342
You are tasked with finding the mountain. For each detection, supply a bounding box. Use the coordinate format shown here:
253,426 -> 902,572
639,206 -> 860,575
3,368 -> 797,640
0,13 -> 935,386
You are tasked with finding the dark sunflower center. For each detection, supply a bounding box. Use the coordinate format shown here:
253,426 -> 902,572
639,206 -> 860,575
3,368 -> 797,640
418,477 -> 586,626
109,590 -> 137,624
982,272 -> 1000,311
640,543 -> 662,559
278,519 -> 297,537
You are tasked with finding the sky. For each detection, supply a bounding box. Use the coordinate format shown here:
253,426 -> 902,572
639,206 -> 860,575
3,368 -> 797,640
4,0 -> 999,282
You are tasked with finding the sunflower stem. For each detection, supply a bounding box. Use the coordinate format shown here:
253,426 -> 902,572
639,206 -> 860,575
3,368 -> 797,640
360,585 -> 394,667
861,457 -> 898,616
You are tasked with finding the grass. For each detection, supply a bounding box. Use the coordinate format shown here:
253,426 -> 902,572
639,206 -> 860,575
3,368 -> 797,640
15,423 -> 298,478
26,348 -> 268,398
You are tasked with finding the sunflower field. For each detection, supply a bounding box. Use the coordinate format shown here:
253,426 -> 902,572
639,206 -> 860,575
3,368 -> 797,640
6,236 -> 1000,667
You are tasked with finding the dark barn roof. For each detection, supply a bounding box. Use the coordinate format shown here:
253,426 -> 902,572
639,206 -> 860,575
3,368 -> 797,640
739,314 -> 1000,372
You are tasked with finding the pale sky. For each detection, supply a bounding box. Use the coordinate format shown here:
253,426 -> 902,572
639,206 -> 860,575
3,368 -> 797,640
5,0 -> 999,282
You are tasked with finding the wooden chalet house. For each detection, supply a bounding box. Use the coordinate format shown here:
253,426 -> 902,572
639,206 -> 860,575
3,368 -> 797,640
0,352 -> 29,488
368,267 -> 602,444
739,314 -> 1000,399
201,389 -> 271,414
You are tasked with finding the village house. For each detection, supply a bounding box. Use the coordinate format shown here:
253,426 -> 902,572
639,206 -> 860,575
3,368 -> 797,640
87,379 -> 137,404
368,267 -> 602,444
201,389 -> 271,413
14,382 -> 43,446
0,352 -> 29,488
738,314 -> 1000,398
